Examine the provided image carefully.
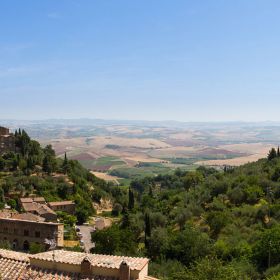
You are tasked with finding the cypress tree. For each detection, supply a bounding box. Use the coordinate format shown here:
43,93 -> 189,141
121,207 -> 130,229
144,212 -> 151,248
268,148 -> 277,161
277,147 -> 280,157
148,185 -> 153,198
62,152 -> 69,174
128,188 -> 134,210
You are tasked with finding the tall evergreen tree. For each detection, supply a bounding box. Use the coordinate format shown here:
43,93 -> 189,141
42,155 -> 51,174
144,212 -> 151,248
277,146 -> 280,157
128,188 -> 135,210
268,148 -> 277,161
62,152 -> 69,174
121,207 -> 131,229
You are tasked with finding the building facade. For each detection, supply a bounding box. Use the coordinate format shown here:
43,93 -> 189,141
20,197 -> 58,222
48,201 -> 76,215
0,249 -> 158,280
0,217 -> 64,251
0,126 -> 15,154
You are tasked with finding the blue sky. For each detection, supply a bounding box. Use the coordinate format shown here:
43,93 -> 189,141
1,0 -> 280,121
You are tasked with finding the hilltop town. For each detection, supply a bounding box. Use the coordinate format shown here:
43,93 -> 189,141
0,126 -> 158,280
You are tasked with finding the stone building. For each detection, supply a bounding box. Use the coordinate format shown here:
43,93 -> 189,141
0,126 -> 15,154
0,217 -> 63,251
48,201 -> 76,215
0,249 -> 158,280
20,197 -> 57,222
20,197 -> 46,205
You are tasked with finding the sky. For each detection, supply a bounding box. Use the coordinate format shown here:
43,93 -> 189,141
1,0 -> 280,121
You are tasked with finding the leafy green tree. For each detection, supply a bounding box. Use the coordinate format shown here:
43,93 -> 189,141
112,203 -> 122,216
266,275 -> 280,280
7,199 -> 17,209
183,171 -> 203,189
29,242 -> 45,254
148,227 -> 169,260
180,257 -> 246,280
253,225 -> 280,270
0,156 -> 5,171
0,240 -> 11,250
166,225 -> 211,266
207,211 -> 230,236
57,211 -> 77,227
91,224 -> 136,255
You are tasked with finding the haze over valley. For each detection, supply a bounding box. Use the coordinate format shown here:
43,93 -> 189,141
2,119 -> 279,183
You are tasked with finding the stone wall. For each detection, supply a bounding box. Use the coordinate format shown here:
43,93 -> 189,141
0,218 -> 64,250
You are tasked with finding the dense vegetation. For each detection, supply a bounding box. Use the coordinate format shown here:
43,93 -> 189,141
91,148 -> 280,280
3,130 -> 280,279
0,129 -> 118,224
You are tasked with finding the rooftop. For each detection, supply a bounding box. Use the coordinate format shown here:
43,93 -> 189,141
20,197 -> 46,203
0,209 -> 17,219
21,202 -> 56,216
0,249 -> 155,280
31,250 -> 149,271
48,201 -> 75,206
0,217 -> 62,226
12,212 -> 45,222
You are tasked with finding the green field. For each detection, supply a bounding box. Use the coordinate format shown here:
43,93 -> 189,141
93,156 -> 125,167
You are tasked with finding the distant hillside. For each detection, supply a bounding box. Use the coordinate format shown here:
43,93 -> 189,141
90,148 -> 280,280
0,129 -> 122,224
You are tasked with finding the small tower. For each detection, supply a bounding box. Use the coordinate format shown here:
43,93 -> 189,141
120,260 -> 130,280
81,256 -> 92,278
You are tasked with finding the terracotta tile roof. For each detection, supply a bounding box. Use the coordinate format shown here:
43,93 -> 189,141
22,202 -> 35,211
0,249 -> 30,262
0,209 -> 17,218
31,250 -> 149,271
37,204 -> 57,215
20,197 -> 34,203
12,212 -> 46,222
0,249 -> 151,280
19,268 -> 118,280
33,197 -> 46,203
48,201 -> 75,206
20,197 -> 46,203
0,252 -> 117,280
0,256 -> 28,280
22,202 -> 56,216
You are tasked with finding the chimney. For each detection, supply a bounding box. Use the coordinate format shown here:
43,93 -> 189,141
120,260 -> 130,280
81,256 -> 92,278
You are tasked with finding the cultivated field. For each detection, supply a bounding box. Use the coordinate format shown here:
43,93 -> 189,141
4,120 -> 280,182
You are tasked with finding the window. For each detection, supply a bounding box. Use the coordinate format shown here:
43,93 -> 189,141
14,229 -> 18,235
35,231 -> 40,238
24,230 -> 29,237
